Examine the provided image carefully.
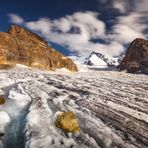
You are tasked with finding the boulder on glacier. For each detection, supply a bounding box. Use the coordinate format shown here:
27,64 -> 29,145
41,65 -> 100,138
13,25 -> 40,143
0,96 -> 5,105
55,111 -> 80,133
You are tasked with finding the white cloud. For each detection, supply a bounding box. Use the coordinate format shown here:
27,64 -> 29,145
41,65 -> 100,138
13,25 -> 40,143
53,18 -> 71,33
8,11 -> 147,57
110,12 -> 147,44
8,13 -> 24,25
25,11 -> 109,56
135,0 -> 148,12
72,11 -> 106,37
26,18 -> 51,35
117,13 -> 147,32
112,24 -> 144,44
113,0 -> 148,13
113,0 -> 127,13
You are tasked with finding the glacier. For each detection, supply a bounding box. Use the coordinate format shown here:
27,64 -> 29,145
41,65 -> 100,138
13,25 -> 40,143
0,65 -> 148,148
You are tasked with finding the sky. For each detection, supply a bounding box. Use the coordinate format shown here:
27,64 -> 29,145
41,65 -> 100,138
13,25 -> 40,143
0,0 -> 148,57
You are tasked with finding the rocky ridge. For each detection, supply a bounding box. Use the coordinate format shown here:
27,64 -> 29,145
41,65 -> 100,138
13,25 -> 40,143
0,25 -> 78,72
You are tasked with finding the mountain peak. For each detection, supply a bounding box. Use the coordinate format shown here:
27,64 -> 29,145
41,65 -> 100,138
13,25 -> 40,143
85,51 -> 120,67
8,24 -> 48,45
132,38 -> 147,43
0,25 -> 78,72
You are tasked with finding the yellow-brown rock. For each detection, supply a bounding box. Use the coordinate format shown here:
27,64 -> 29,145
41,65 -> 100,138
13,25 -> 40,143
0,25 -> 78,71
55,111 -> 80,132
0,96 -> 5,105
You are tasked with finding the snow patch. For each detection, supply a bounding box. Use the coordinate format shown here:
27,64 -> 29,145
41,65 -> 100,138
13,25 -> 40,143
0,111 -> 10,133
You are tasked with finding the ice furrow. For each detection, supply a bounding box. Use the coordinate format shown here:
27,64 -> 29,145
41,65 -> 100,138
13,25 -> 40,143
0,68 -> 148,148
76,99 -> 148,147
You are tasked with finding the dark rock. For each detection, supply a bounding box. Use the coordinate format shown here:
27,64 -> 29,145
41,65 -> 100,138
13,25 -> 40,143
118,38 -> 148,74
0,96 -> 5,105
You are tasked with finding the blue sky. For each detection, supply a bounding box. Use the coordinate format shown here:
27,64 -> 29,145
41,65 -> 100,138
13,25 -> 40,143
0,0 -> 148,56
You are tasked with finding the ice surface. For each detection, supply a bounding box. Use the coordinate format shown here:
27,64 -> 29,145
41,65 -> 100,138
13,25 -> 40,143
0,111 -> 10,133
0,65 -> 147,148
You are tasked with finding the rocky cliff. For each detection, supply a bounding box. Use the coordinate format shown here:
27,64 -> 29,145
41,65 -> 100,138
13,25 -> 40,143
119,38 -> 148,74
0,25 -> 78,72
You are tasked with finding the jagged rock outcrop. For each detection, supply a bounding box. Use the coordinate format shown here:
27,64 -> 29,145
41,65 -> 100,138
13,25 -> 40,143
0,25 -> 78,71
119,38 -> 148,74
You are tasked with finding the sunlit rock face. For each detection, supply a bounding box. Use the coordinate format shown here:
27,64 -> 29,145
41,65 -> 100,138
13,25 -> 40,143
119,38 -> 148,74
0,25 -> 78,72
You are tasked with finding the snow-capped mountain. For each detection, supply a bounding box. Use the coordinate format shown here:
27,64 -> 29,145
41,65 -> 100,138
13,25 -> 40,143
85,52 -> 123,68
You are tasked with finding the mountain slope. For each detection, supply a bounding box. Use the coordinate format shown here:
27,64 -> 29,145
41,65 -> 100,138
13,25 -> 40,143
0,25 -> 78,72
85,52 -> 122,68
0,67 -> 148,148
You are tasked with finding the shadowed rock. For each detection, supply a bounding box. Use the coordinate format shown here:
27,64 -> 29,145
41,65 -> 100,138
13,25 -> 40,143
0,96 -> 5,105
119,38 -> 148,74
0,25 -> 78,72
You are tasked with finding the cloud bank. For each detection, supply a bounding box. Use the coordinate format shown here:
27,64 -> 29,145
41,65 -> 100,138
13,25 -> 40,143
8,7 -> 147,57
112,0 -> 148,13
8,13 -> 24,25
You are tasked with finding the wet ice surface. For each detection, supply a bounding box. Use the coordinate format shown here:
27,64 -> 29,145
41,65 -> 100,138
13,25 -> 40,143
0,66 -> 148,148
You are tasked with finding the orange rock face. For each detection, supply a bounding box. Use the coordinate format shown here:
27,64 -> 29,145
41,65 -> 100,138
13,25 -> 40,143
0,25 -> 78,72
119,38 -> 148,74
